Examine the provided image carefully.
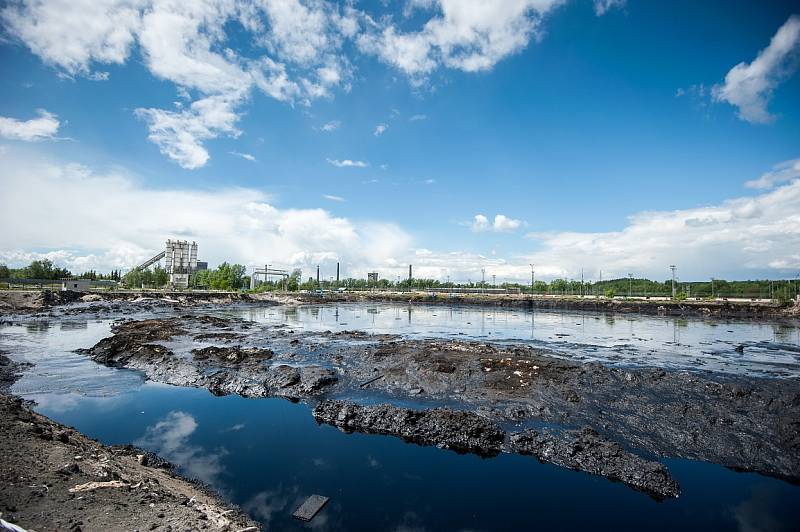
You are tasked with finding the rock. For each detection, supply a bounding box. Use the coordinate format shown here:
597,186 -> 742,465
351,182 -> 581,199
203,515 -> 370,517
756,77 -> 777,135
268,365 -> 300,388
56,462 -> 80,476
191,345 -> 273,363
297,366 -> 337,393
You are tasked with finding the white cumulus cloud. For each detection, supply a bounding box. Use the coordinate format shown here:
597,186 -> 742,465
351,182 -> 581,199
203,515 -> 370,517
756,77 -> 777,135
136,93 -> 244,169
230,151 -> 256,162
326,158 -> 368,168
374,123 -> 388,136
1,0 -> 146,76
524,176 -> 800,280
0,109 -> 61,141
0,150 -> 411,277
745,158 -> 800,189
2,0 -> 581,165
2,151 -> 800,282
3,0 -> 362,168
712,15 -> 800,124
319,120 -> 340,132
593,0 -> 625,16
357,0 -> 563,83
471,213 -> 523,233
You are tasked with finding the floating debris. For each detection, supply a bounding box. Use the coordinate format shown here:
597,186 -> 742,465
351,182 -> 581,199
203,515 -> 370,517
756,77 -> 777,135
292,494 -> 329,522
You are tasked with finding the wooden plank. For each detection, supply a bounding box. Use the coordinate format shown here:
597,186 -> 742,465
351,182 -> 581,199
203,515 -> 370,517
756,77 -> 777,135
292,494 -> 329,522
359,374 -> 384,388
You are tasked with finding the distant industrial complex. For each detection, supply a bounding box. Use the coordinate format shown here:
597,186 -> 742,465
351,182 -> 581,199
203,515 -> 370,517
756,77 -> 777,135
135,240 -> 203,289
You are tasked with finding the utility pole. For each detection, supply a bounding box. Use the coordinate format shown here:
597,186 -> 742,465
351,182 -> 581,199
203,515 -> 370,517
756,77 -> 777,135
336,262 -> 340,285
492,274 -> 496,288
581,268 -> 584,297
316,265 -> 320,288
481,268 -> 486,294
711,277 -> 715,299
409,264 -> 412,281
530,264 -> 535,297
670,265 -> 677,298
599,269 -> 602,297
628,273 -> 633,298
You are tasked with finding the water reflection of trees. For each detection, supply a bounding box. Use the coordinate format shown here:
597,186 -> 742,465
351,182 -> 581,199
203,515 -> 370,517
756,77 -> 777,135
25,322 -> 51,333
771,323 -> 798,342
60,320 -> 88,331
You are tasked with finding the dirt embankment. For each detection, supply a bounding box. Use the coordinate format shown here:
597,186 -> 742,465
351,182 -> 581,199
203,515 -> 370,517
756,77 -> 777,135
300,291 -> 795,318
0,289 -> 282,317
75,316 -> 800,500
0,354 -> 260,532
0,290 -> 85,313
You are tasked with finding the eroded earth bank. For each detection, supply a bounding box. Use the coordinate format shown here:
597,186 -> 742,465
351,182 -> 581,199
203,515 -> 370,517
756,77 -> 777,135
0,353 -> 259,532
72,313 -> 800,501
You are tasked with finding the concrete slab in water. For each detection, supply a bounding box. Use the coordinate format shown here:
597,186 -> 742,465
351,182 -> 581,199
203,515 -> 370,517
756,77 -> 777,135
292,494 -> 329,521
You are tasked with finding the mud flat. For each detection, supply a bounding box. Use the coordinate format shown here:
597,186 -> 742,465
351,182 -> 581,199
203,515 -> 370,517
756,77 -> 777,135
74,315 -> 800,500
0,354 -> 260,532
302,291 -> 800,319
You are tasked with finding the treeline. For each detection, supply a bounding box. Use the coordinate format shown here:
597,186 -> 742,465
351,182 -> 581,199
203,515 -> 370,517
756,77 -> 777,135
192,263 -> 247,290
78,269 -> 122,281
2,259 -> 798,301
589,278 -> 798,300
255,274 -> 799,302
0,260 -> 123,282
0,259 -> 72,280
122,266 -> 169,288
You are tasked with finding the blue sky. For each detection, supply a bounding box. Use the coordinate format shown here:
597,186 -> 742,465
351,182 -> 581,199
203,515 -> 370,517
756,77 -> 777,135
1,0 -> 799,283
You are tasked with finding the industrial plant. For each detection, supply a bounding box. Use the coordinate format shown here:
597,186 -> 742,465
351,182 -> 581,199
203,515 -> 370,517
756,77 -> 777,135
135,240 -> 199,289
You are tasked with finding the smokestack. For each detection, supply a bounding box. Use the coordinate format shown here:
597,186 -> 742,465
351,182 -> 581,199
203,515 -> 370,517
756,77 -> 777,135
336,262 -> 340,283
409,264 -> 412,281
316,265 -> 320,286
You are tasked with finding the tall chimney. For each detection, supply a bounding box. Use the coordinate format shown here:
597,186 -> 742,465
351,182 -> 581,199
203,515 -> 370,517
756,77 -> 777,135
336,262 -> 340,283
316,265 -> 320,286
409,264 -> 412,281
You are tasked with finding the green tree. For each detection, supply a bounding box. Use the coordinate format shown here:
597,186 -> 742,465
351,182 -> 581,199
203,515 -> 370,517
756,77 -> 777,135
23,259 -> 71,280
287,269 -> 302,291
